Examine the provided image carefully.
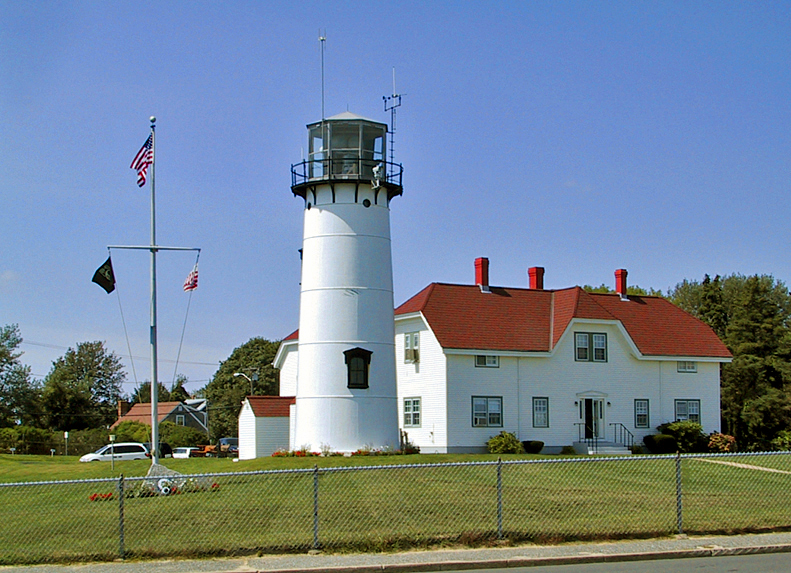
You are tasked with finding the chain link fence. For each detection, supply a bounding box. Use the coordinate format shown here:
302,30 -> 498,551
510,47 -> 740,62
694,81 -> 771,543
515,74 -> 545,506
2,451 -> 791,565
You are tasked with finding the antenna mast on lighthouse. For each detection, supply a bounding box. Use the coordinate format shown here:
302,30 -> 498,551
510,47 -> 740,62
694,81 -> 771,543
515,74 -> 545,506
319,30 -> 327,120
383,68 -> 403,175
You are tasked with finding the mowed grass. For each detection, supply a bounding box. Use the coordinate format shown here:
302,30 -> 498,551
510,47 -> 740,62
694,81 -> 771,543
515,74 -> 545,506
2,452 -> 791,565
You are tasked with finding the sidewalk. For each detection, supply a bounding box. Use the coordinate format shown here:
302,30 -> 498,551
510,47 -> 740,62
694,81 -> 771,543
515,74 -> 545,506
4,532 -> 791,573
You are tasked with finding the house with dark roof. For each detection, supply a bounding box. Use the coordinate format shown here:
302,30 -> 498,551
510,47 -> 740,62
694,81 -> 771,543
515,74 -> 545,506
273,259 -> 731,454
113,400 -> 208,436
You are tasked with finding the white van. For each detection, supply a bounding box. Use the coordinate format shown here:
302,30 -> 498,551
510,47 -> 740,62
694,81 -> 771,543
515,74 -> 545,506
79,442 -> 150,462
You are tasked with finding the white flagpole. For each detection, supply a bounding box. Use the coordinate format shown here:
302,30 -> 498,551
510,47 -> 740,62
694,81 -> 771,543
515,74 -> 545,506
149,116 -> 159,466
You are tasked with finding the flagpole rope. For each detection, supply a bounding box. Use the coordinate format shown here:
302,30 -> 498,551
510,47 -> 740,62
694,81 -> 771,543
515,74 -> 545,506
110,249 -> 139,387
171,251 -> 200,387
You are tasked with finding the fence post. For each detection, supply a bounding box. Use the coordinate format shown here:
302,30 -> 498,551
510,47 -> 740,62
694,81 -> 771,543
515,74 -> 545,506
312,465 -> 320,551
118,474 -> 125,560
675,452 -> 683,535
497,457 -> 503,540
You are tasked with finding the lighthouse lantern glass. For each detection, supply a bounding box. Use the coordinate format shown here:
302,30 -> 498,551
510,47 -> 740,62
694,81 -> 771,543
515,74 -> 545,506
330,122 -> 360,176
306,119 -> 387,181
308,123 -> 329,178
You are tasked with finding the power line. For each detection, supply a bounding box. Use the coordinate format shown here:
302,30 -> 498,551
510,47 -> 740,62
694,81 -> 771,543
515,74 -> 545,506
21,340 -> 219,366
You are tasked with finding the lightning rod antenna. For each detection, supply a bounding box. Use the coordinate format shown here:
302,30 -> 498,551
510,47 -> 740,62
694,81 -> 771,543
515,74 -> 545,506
319,31 -> 326,120
383,67 -> 404,175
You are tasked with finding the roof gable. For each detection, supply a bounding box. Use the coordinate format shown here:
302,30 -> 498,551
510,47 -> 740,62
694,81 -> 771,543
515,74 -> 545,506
112,401 -> 194,428
395,283 -> 731,359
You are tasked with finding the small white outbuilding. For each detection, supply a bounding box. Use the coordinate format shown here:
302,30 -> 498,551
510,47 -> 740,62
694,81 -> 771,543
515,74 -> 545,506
238,396 -> 296,459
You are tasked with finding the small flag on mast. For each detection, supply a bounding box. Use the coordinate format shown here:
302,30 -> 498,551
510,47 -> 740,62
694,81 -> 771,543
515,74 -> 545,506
92,256 -> 116,294
183,265 -> 198,292
130,134 -> 153,187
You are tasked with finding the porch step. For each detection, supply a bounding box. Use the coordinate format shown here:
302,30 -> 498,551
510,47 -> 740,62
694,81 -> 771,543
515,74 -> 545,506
573,441 -> 632,456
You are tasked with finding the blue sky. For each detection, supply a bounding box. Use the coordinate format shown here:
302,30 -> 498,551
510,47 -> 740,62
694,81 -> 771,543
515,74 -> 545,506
2,1 -> 789,395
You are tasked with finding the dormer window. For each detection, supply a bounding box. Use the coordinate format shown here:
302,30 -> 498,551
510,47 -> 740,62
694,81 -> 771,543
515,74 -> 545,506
344,347 -> 372,389
575,333 -> 607,362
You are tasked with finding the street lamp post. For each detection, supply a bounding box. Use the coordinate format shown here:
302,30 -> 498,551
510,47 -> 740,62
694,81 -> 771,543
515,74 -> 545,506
233,372 -> 256,395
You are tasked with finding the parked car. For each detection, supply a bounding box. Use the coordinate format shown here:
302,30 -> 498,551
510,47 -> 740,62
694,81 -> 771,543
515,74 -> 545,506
143,442 -> 173,458
172,447 -> 200,459
79,442 -> 150,462
218,437 -> 238,456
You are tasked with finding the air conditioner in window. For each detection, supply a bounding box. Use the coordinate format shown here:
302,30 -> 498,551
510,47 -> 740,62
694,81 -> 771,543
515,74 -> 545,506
405,348 -> 419,363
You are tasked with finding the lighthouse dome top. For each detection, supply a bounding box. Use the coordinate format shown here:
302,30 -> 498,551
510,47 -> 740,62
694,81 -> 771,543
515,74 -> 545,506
291,111 -> 403,201
319,111 -> 386,125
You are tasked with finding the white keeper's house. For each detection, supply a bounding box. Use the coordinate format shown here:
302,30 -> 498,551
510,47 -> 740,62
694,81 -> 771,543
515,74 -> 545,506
270,259 -> 732,455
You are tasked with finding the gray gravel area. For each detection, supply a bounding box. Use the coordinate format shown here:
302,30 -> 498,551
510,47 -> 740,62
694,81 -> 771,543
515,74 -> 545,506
4,532 -> 791,573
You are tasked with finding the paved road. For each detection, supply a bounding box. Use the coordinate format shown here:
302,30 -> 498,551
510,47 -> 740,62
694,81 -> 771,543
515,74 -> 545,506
452,552 -> 791,572
4,532 -> 791,573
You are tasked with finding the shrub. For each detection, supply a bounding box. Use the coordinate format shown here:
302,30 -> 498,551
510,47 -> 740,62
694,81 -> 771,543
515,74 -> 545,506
486,431 -> 524,454
643,433 -> 677,454
560,445 -> 577,455
659,421 -> 707,453
159,422 -> 208,448
114,420 -> 151,443
521,440 -> 544,454
708,432 -> 736,453
771,430 -> 791,451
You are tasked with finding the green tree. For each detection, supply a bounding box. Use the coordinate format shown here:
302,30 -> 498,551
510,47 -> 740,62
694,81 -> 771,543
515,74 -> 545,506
168,374 -> 191,402
582,284 -> 663,296
0,324 -> 39,427
669,274 -> 791,448
131,381 -> 171,404
40,341 -> 126,431
202,337 -> 280,441
699,275 -> 727,340
131,374 -> 191,404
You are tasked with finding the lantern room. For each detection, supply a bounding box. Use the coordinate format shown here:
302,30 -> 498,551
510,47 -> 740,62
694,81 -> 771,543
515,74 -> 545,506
291,111 -> 403,201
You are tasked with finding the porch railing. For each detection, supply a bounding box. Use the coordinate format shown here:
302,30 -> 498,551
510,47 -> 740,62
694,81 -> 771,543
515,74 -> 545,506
574,422 -> 600,454
609,423 -> 635,449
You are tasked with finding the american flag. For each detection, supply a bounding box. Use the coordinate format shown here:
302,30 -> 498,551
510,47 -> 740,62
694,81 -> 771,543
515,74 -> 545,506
130,134 -> 153,187
183,265 -> 198,292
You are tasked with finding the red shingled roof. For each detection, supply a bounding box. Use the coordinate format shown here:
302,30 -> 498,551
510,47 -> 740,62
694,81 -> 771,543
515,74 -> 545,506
112,401 -> 185,428
246,396 -> 296,417
394,283 -> 731,359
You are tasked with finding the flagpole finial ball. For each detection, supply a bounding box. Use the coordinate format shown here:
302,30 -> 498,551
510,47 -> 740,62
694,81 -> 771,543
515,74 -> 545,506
150,116 -> 156,124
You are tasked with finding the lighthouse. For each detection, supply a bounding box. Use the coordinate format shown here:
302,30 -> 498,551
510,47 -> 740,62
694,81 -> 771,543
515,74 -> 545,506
290,112 -> 403,452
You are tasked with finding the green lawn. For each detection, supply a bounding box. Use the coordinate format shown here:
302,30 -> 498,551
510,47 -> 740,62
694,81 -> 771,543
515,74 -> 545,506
2,452 -> 790,565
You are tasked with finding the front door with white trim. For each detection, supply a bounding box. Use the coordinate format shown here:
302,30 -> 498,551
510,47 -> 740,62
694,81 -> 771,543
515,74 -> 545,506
581,398 -> 605,439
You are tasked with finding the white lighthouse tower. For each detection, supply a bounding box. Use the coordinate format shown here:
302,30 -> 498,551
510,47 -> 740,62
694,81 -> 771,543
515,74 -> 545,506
290,112 -> 403,452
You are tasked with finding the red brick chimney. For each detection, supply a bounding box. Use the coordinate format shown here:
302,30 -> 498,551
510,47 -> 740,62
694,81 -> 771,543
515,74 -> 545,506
529,267 -> 545,290
475,257 -> 490,292
615,269 -> 628,298
117,400 -> 131,419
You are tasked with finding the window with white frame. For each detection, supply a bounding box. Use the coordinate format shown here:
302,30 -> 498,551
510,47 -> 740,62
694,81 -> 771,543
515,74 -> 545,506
403,397 -> 420,427
634,399 -> 649,428
677,361 -> 697,373
472,396 -> 502,427
575,332 -> 607,362
675,399 -> 700,423
532,397 -> 549,428
405,332 -> 420,363
176,415 -> 185,426
475,355 -> 499,367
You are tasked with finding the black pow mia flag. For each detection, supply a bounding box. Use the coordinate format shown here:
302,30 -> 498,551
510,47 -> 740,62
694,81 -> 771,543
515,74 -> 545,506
92,256 -> 116,294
